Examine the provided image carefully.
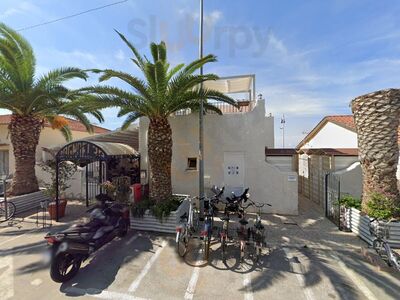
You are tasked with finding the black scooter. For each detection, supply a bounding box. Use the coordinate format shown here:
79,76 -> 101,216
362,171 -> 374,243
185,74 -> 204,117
44,194 -> 130,282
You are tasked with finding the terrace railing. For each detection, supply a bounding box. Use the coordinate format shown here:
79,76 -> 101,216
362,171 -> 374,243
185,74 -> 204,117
174,100 -> 256,116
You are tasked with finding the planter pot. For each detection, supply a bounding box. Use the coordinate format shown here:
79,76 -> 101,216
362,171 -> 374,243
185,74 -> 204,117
130,194 -> 190,234
343,207 -> 400,248
48,199 -> 68,220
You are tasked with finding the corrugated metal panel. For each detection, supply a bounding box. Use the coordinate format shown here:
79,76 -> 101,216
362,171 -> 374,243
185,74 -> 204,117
345,208 -> 400,248
130,195 -> 190,234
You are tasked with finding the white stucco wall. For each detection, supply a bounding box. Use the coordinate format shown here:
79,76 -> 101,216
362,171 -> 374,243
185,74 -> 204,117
0,124 -> 106,198
139,100 -> 298,215
336,163 -> 362,199
302,122 -> 358,149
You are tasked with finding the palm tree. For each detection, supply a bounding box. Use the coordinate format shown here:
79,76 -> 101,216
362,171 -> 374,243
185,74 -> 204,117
351,89 -> 400,215
0,23 -> 103,196
79,31 -> 237,202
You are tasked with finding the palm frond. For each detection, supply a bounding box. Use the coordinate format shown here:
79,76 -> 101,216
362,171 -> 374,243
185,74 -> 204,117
114,29 -> 145,69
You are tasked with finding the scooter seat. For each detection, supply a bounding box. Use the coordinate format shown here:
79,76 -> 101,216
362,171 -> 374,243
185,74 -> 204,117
63,225 -> 96,234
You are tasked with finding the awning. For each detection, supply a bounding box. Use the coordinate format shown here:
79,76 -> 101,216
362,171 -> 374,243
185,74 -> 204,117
89,141 -> 139,156
203,74 -> 255,99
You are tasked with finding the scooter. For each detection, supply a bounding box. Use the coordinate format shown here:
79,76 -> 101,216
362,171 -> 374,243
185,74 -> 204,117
44,194 -> 130,282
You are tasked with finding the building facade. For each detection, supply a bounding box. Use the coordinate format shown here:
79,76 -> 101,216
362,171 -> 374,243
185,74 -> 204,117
139,99 -> 299,215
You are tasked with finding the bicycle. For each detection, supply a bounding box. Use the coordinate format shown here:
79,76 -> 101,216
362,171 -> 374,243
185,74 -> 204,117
219,188 -> 250,261
176,196 -> 199,257
0,179 -> 16,223
369,218 -> 400,271
200,186 -> 224,261
244,199 -> 271,262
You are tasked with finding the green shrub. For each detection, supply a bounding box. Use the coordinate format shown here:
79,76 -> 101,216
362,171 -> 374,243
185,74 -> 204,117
150,196 -> 181,222
366,192 -> 399,220
131,197 -> 154,218
130,196 -> 182,222
338,195 -> 362,210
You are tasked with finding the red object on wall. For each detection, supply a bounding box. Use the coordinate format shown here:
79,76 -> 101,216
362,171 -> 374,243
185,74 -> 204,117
133,183 -> 142,202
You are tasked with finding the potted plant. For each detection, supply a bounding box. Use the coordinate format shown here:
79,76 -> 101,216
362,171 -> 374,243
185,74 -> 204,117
41,158 -> 77,220
100,180 -> 117,200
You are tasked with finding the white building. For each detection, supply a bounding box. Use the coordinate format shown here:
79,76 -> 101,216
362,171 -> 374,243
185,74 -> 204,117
139,75 -> 298,214
297,115 -> 400,210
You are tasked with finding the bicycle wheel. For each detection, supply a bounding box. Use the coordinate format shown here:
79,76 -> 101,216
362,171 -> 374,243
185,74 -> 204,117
373,239 -> 383,255
176,229 -> 188,257
0,201 -> 16,222
221,235 -> 226,261
382,242 -> 396,268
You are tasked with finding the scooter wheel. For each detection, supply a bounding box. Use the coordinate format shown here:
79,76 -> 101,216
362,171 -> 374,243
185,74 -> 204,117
118,220 -> 129,237
50,253 -> 81,283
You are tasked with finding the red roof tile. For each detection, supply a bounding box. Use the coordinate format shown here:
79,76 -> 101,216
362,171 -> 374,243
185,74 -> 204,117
0,115 -> 109,134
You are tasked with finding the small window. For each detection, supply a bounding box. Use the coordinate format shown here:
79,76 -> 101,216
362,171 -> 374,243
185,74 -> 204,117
187,157 -> 197,170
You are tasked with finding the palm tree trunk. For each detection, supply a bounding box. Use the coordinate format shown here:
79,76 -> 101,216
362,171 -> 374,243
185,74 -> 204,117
351,89 -> 400,213
9,114 -> 42,196
148,117 -> 172,202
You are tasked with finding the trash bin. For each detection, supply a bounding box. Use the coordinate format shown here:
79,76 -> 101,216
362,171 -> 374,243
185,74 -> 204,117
133,183 -> 142,203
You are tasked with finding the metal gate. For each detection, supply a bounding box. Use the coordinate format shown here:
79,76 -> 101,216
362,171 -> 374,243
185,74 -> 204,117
85,161 -> 106,206
325,173 -> 341,227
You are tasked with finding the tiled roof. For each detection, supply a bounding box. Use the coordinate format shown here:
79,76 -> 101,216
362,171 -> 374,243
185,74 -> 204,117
325,115 -> 356,131
0,114 -> 110,134
297,114 -> 400,148
297,148 -> 359,156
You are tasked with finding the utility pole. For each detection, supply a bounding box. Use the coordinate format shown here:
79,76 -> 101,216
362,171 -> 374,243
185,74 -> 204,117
280,114 -> 286,148
198,0 -> 205,219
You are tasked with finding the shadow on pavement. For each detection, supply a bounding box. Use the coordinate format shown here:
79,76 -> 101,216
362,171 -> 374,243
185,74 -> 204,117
59,232 -> 160,297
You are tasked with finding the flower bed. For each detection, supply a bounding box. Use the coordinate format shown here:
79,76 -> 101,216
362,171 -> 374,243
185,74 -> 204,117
343,207 -> 400,248
130,194 -> 190,234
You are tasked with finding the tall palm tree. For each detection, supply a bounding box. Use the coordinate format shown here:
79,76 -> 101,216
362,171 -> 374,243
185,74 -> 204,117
79,31 -> 237,202
0,23 -> 103,196
351,89 -> 400,215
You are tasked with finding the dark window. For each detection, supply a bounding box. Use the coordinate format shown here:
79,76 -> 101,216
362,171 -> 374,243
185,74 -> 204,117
187,157 -> 197,170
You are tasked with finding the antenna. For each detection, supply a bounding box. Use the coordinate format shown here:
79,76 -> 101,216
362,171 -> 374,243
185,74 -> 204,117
280,114 -> 286,148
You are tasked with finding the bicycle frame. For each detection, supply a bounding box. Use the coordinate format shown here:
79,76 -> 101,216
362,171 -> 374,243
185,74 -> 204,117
369,219 -> 400,271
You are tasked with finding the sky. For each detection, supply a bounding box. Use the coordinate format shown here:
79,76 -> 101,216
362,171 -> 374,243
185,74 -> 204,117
1,0 -> 400,147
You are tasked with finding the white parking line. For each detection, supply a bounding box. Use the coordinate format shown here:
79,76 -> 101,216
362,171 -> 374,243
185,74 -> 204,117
125,234 -> 139,246
282,247 -> 315,300
0,227 -> 41,246
128,240 -> 167,293
63,287 -> 148,300
0,255 -> 14,300
184,252 -> 203,300
243,273 -> 253,300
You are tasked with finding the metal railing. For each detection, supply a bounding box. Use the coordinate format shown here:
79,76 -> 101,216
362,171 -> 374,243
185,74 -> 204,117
174,100 -> 256,116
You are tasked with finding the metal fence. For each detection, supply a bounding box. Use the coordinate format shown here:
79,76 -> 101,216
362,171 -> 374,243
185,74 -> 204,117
325,173 -> 341,227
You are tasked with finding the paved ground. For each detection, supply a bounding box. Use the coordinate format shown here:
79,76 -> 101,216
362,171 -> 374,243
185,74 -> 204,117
0,198 -> 399,300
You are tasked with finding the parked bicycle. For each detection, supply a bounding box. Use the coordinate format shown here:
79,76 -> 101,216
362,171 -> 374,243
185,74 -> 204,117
0,178 -> 16,222
219,188 -> 250,261
176,196 -> 199,257
369,218 -> 400,271
241,198 -> 271,262
200,186 -> 224,261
